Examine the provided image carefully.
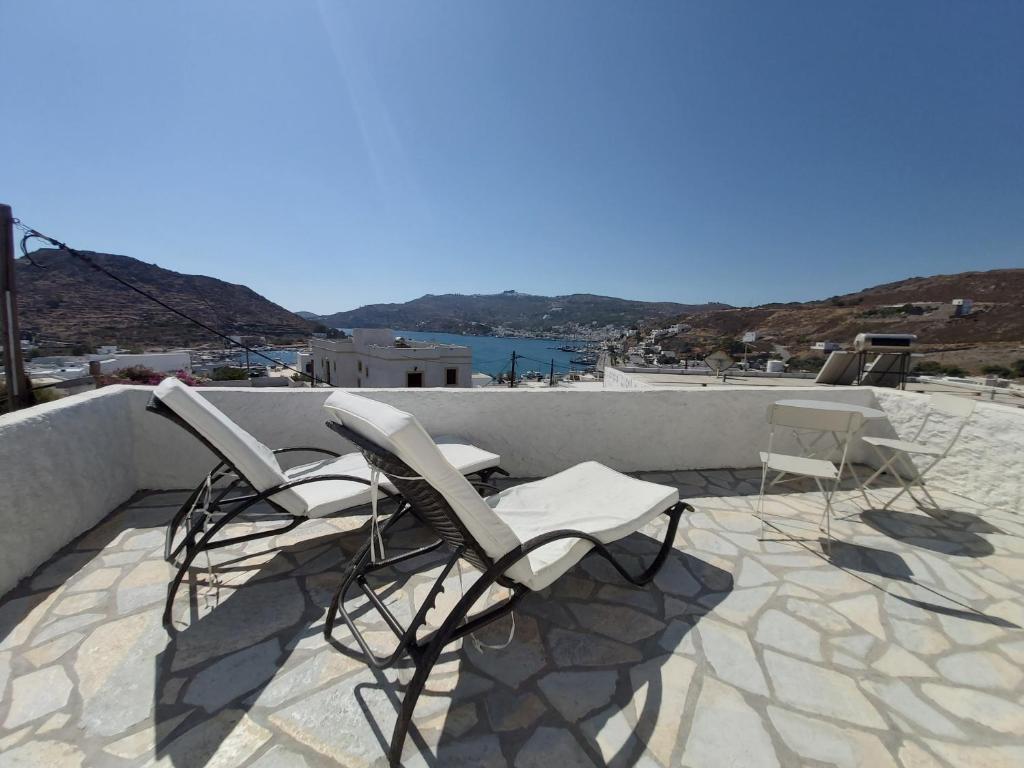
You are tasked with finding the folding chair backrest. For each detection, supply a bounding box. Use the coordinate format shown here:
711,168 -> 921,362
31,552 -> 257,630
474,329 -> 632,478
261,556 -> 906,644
930,393 -> 976,419
153,378 -> 288,495
323,392 -> 522,571
767,402 -> 864,435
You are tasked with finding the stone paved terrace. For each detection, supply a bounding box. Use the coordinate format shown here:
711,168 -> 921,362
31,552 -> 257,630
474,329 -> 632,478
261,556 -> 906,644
1,470 -> 1022,768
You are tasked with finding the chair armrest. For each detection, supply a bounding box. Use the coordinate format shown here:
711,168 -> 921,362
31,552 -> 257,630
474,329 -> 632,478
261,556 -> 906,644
470,481 -> 502,496
272,447 -> 341,458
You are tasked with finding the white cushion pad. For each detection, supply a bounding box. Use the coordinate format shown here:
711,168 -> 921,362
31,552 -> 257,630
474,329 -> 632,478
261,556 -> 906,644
154,378 -> 287,494
486,462 -> 679,590
323,392 -> 679,590
324,392 -> 525,572
283,441 -> 500,518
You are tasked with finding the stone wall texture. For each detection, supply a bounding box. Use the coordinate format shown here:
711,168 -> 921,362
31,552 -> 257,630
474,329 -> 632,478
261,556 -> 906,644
874,389 -> 1024,515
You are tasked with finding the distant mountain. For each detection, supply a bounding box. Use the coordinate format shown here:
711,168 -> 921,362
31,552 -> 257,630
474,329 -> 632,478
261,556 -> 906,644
17,249 -> 314,348
307,292 -> 731,334
652,268 -> 1024,353
295,311 -> 322,320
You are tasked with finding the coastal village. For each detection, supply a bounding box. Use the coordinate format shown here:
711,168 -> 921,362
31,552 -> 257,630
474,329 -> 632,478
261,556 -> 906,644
2,3 -> 1023,766
9,284 -> 1023,408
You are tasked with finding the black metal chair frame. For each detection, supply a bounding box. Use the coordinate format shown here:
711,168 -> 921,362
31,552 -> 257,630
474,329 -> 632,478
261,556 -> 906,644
322,420 -> 690,765
147,398 -> 505,628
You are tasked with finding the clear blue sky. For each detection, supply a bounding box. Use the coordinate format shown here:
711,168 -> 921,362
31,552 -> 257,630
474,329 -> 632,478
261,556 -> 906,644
3,1 -> 1021,314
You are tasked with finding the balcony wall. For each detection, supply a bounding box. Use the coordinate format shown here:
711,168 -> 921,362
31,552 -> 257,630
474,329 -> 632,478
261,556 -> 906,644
2,383 -> 1020,597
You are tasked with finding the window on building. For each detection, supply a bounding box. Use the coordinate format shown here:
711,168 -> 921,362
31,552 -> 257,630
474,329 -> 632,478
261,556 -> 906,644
358,360 -> 362,372
406,371 -> 423,388
445,367 -> 458,386
365,366 -> 369,377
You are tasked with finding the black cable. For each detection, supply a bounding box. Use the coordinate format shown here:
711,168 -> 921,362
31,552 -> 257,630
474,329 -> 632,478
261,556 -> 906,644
12,221 -> 315,383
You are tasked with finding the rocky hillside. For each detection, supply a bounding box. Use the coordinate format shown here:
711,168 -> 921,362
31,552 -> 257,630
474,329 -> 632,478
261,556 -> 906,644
16,249 -> 314,348
652,268 -> 1024,354
308,292 -> 731,334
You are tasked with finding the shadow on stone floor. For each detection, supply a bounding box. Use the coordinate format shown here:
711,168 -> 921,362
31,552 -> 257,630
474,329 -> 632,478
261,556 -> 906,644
0,489 -> 174,648
858,509 -> 995,557
921,506 -> 1006,535
149,513 -> 384,767
818,537 -> 1019,630
371,541 -> 736,768
825,539 -> 915,581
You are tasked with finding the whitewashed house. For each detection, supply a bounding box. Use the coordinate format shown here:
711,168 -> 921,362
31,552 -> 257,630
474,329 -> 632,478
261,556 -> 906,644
310,329 -> 471,388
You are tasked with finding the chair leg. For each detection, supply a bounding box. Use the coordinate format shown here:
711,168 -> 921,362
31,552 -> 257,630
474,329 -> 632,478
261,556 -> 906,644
389,569 -> 501,765
808,476 -> 834,555
163,503 -> 251,627
917,482 -> 940,510
883,453 -> 922,510
824,489 -> 833,557
757,462 -> 769,540
164,479 -> 208,562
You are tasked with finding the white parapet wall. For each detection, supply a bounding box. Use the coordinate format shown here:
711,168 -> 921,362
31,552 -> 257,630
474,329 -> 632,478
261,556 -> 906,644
127,384 -> 890,489
1,383 -> 1021,597
872,389 -> 1024,515
0,387 -> 140,597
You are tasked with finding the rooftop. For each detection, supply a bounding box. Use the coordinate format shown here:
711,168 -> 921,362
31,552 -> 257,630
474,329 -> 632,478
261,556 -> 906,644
0,384 -> 1022,766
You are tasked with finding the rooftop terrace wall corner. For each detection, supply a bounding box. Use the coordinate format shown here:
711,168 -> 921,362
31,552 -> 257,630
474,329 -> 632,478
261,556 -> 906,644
0,384 -> 141,596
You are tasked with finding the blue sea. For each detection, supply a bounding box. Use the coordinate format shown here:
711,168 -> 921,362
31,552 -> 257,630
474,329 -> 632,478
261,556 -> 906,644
389,330 -> 595,377
236,332 -> 596,377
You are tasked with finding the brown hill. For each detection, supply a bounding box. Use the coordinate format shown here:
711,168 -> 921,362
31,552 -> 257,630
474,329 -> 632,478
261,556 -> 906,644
16,249 -> 314,349
657,268 -> 1024,354
311,292 -> 730,335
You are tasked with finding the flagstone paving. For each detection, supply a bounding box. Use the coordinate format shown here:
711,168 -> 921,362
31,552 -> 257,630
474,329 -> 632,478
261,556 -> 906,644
0,469 -> 1022,767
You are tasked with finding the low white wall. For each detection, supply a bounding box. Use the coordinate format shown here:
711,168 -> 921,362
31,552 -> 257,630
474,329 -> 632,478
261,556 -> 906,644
128,385 -> 888,488
873,390 -> 1024,515
603,367 -> 653,390
0,387 -> 140,596
2,383 -> 1019,598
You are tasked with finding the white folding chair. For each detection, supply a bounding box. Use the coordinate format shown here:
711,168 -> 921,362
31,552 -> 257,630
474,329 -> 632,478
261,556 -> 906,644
860,393 -> 975,510
757,403 -> 864,554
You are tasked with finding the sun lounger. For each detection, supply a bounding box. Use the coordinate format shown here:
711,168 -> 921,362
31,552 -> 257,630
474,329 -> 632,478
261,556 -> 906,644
320,390 -> 690,764
148,378 -> 505,627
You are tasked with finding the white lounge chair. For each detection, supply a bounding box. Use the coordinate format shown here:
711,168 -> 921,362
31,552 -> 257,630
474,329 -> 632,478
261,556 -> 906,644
149,378 -> 505,626
860,393 -> 975,509
320,391 -> 689,764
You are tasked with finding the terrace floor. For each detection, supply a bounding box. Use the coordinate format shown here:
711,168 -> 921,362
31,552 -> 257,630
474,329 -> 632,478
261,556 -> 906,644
1,470 -> 1022,767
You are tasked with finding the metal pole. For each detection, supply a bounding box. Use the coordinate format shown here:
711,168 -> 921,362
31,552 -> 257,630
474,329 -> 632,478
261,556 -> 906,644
509,351 -> 517,388
549,358 -> 555,386
1,204 -> 32,411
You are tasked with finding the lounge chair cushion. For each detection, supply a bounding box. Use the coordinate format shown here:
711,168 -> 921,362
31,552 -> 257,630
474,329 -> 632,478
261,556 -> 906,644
283,440 -> 501,519
324,392 -> 679,590
154,378 -> 288,494
324,392 -> 526,576
486,462 -> 679,590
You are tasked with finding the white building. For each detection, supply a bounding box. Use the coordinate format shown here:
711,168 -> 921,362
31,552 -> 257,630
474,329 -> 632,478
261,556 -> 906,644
309,329 -> 472,388
952,298 -> 973,317
811,341 -> 841,352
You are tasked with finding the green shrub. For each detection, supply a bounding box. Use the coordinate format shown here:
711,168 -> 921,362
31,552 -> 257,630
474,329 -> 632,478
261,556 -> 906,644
982,364 -> 1013,378
211,366 -> 249,381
